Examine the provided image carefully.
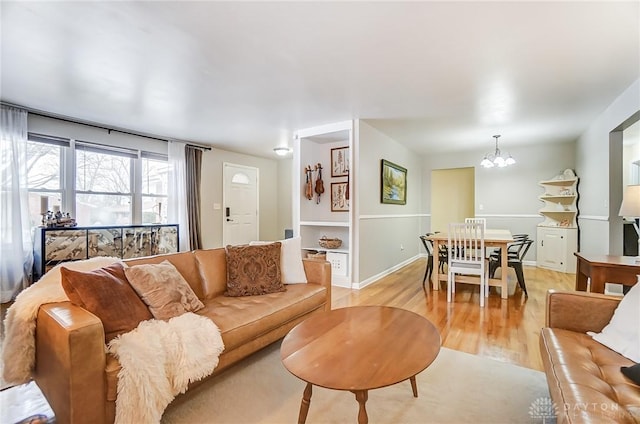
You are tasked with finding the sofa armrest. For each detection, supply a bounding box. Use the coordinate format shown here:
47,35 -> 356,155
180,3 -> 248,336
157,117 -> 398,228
545,290 -> 621,333
302,258 -> 332,311
35,302 -> 107,424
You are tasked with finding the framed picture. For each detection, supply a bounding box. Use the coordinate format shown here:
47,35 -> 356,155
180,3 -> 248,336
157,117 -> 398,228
331,147 -> 349,177
331,182 -> 349,212
380,159 -> 407,205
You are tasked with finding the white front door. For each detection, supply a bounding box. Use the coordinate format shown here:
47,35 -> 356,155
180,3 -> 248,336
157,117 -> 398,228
223,163 -> 259,246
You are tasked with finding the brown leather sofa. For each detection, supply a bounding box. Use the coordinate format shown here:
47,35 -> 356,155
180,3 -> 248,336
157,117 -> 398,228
540,290 -> 640,423
33,247 -> 332,424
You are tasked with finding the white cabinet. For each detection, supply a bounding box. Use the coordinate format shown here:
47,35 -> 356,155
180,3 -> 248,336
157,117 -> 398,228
537,227 -> 578,273
294,121 -> 354,287
537,170 -> 579,273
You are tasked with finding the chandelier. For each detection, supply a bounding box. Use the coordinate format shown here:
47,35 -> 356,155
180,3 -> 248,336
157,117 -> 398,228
480,135 -> 516,168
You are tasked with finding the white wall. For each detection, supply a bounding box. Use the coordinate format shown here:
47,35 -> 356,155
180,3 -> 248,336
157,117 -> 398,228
356,120 -> 423,284
575,79 -> 640,255
278,158 -> 293,238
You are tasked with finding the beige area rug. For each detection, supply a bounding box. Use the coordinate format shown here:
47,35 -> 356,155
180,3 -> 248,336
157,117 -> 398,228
162,341 -> 551,424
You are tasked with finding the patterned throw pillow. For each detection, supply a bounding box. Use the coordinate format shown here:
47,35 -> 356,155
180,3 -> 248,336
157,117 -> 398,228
60,262 -> 153,342
225,243 -> 285,297
124,260 -> 204,320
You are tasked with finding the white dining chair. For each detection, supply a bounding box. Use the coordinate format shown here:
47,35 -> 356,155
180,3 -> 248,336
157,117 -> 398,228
448,222 -> 487,307
464,217 -> 486,229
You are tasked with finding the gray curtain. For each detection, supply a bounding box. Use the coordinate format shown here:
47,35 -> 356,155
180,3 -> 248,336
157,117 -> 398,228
185,145 -> 203,250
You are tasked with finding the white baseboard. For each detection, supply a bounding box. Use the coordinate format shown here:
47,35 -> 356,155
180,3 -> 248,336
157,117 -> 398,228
353,255 -> 421,290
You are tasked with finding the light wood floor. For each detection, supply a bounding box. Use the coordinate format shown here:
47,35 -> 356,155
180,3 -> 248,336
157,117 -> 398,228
331,258 -> 574,372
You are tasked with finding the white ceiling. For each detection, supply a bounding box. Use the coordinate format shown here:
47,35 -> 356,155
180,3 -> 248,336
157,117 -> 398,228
1,1 -> 638,158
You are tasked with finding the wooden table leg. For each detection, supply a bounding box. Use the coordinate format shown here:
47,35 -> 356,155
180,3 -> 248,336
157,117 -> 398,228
432,240 -> 440,291
409,375 -> 418,397
352,390 -> 369,424
500,242 -> 508,299
298,383 -> 313,424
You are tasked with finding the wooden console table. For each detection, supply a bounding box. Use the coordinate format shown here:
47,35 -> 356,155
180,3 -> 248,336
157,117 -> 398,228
574,252 -> 640,294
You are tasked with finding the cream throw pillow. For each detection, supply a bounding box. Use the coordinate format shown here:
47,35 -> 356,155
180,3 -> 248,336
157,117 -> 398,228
124,260 -> 204,320
250,237 -> 307,284
588,281 -> 640,363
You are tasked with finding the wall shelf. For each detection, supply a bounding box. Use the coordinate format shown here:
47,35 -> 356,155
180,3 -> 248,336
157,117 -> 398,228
537,170 -> 579,273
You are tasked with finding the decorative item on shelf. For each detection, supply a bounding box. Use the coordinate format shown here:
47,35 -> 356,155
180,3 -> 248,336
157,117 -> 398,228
318,236 -> 342,249
304,165 -> 314,200
314,163 -> 324,204
480,135 -> 515,168
559,219 -> 570,227
559,188 -> 572,195
44,205 -> 77,228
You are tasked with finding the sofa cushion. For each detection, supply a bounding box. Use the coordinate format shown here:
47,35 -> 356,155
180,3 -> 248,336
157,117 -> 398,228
125,251 -> 205,300
250,237 -> 307,284
194,248 -> 228,299
540,327 -> 640,423
60,262 -> 153,342
588,282 -> 640,363
124,260 -> 204,320
225,243 -> 285,297
198,284 -> 326,351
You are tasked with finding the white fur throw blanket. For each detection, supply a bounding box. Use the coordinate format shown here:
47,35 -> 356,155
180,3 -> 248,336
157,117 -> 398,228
2,256 -> 122,384
108,313 -> 224,424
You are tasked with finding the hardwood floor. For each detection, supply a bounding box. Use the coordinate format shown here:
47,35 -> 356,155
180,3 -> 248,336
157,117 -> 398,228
331,258 -> 574,372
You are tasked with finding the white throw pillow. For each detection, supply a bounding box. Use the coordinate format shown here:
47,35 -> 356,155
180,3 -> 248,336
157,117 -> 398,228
249,237 -> 307,284
588,281 -> 640,362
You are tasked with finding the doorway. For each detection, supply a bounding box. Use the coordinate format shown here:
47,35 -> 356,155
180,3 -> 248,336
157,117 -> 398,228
430,167 -> 475,232
222,163 -> 259,246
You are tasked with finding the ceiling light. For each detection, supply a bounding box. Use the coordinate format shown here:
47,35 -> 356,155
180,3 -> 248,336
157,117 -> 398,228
273,147 -> 291,156
480,135 -> 515,168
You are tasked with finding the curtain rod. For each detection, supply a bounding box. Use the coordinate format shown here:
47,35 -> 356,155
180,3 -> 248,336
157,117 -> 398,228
1,101 -> 212,151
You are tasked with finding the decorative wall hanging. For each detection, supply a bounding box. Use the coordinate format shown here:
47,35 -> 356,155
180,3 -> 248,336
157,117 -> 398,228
381,159 -> 407,205
314,163 -> 324,204
304,165 -> 314,200
331,182 -> 349,212
331,147 -> 349,177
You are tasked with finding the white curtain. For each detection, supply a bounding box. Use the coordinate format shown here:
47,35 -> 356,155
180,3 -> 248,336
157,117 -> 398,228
1,106 -> 33,302
168,141 -> 190,252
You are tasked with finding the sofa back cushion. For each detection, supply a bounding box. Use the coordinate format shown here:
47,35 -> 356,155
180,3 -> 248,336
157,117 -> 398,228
124,260 -> 205,320
194,248 -> 228,299
125,251 -> 205,300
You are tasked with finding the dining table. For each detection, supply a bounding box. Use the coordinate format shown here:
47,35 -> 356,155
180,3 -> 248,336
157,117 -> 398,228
427,229 -> 514,299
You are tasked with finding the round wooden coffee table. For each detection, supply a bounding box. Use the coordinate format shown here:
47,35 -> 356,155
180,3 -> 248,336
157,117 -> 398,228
280,306 -> 441,424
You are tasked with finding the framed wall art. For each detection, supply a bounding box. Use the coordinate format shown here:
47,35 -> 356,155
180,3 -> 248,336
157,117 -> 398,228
331,146 -> 349,177
380,159 -> 407,205
331,182 -> 349,212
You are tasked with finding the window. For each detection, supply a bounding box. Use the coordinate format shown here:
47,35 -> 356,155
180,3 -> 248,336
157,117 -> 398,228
26,133 -> 168,227
75,142 -> 135,226
26,134 -> 67,227
141,152 -> 169,224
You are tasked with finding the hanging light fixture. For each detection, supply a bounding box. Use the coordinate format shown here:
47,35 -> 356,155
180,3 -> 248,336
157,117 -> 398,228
480,135 -> 516,168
